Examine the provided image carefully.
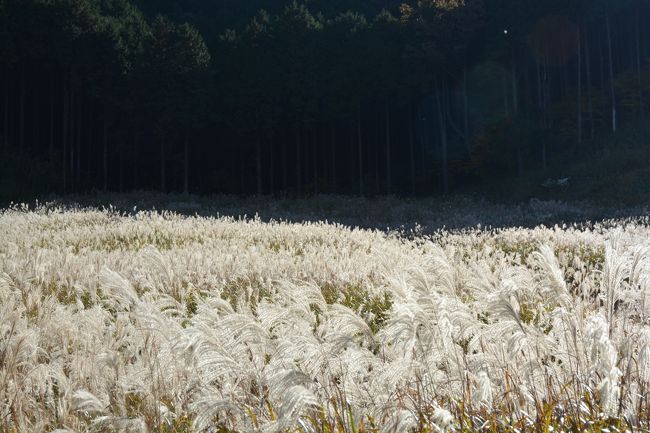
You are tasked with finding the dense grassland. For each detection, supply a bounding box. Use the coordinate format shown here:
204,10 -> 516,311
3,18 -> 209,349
1,198 -> 650,432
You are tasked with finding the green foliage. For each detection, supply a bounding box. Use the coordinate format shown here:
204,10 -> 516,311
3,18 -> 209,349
321,282 -> 393,333
220,277 -> 273,312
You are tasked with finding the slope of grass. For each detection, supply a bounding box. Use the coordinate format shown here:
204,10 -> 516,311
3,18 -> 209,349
1,202 -> 650,432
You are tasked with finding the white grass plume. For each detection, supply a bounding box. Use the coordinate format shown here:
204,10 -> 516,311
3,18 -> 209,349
2,203 -> 650,431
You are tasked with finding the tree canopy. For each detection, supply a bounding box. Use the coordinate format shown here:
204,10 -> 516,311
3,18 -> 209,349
1,0 -> 650,198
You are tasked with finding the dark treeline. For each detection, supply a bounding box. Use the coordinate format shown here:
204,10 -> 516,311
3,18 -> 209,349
1,0 -> 650,197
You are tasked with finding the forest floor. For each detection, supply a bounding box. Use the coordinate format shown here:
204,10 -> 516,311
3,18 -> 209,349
466,120 -> 650,207
29,191 -> 650,234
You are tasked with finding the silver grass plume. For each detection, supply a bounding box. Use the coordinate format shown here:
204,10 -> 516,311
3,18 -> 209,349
379,409 -> 417,433
71,390 -> 107,414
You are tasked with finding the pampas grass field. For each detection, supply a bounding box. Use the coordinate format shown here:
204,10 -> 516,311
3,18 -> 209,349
2,196 -> 650,432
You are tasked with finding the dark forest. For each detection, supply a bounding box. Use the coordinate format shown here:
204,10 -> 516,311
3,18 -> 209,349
1,0 -> 649,198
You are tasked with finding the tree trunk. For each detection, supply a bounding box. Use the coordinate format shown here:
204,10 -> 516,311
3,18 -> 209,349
502,70 -> 510,117
269,133 -> 275,195
357,102 -> 364,196
330,124 -> 336,191
313,129 -> 319,194
385,101 -> 391,195
282,128 -> 287,192
585,26 -> 595,139
76,92 -> 82,187
374,112 -> 379,194
256,132 -> 263,195
69,83 -> 75,192
600,36 -> 606,95
409,98 -> 416,196
512,55 -> 522,175
33,81 -> 40,151
2,64 -> 8,147
119,146 -> 124,193
463,66 -> 470,154
295,123 -> 302,195
419,102 -> 426,165
524,57 -> 531,112
349,120 -> 355,188
103,117 -> 108,192
541,58 -> 549,164
184,130 -> 190,195
536,51 -> 543,110
578,22 -> 583,145
561,40 -> 569,99
436,80 -> 449,195
160,138 -> 166,192
86,99 -> 92,180
636,12 -> 644,117
18,66 -> 25,151
606,15 -> 617,134
239,150 -> 245,194
62,74 -> 68,194
511,47 -> 518,115
49,77 -> 55,160
132,131 -> 139,190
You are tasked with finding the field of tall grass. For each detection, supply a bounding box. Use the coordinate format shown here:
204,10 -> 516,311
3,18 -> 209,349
1,198 -> 650,432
